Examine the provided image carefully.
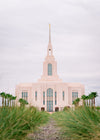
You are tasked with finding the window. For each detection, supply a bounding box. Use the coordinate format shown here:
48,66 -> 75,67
62,91 -> 64,101
22,92 -> 28,101
49,49 -> 51,55
35,91 -> 37,101
47,88 -> 53,112
43,91 -> 45,105
55,92 -> 57,105
72,92 -> 78,103
48,63 -> 52,76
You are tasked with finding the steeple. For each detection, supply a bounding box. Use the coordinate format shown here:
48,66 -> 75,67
47,24 -> 53,56
38,24 -> 62,82
49,24 -> 51,43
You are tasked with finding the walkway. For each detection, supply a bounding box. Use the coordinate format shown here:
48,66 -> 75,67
26,117 -> 65,140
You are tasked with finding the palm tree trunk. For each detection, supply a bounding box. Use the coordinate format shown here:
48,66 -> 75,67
2,97 -> 4,107
7,99 -> 8,106
5,99 -> 6,107
94,98 -> 95,108
89,99 -> 90,107
8,100 -> 9,106
87,100 -> 88,106
13,100 -> 15,106
12,100 -> 13,107
90,100 -> 91,106
10,100 -> 11,107
83,100 -> 84,106
92,99 -> 93,107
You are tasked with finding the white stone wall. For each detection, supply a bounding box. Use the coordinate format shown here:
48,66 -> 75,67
15,82 -> 85,111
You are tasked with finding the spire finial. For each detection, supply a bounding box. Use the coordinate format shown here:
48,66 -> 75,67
49,24 -> 51,43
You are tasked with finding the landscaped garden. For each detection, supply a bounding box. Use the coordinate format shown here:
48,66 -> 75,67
0,92 -> 100,140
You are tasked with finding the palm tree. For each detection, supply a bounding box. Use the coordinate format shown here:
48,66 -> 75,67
81,95 -> 87,105
75,98 -> 80,106
6,94 -> 10,106
88,94 -> 92,106
19,98 -> 28,107
0,92 -> 6,106
88,93 -> 94,107
4,94 -> 9,107
73,98 -> 80,107
12,96 -> 17,106
89,93 -> 94,107
73,100 -> 77,106
86,96 -> 89,106
91,92 -> 98,107
9,95 -> 13,107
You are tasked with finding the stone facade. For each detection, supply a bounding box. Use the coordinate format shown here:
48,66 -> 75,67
15,25 -> 85,111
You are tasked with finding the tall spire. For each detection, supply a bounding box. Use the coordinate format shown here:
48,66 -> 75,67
49,24 -> 51,43
47,24 -> 53,56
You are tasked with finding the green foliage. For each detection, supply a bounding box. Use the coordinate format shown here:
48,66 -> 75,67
0,92 -> 6,97
0,92 -> 6,106
81,92 -> 98,107
0,107 -> 49,140
53,106 -> 100,140
81,95 -> 87,100
0,92 -> 16,107
96,106 -> 100,110
73,98 -> 80,107
19,98 -> 28,107
63,106 -> 70,111
91,92 -> 98,98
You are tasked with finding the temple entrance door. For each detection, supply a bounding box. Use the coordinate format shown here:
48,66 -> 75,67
47,88 -> 53,112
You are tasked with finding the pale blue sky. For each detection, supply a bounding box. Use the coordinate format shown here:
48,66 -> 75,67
0,0 -> 100,105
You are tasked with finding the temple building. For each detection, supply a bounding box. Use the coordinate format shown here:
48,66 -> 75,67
15,25 -> 85,112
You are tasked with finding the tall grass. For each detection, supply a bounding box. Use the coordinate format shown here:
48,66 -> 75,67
0,107 -> 49,140
52,106 -> 100,140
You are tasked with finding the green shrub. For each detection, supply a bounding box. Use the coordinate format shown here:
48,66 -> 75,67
0,107 -> 49,140
63,106 -> 70,111
53,106 -> 100,140
96,106 -> 100,110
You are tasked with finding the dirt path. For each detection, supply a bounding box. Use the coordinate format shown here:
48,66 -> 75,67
26,117 -> 65,140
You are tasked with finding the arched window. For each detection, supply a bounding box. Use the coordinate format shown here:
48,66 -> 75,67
35,91 -> 37,101
48,63 -> 52,76
43,91 -> 45,105
55,92 -> 57,105
47,88 -> 53,112
62,91 -> 64,101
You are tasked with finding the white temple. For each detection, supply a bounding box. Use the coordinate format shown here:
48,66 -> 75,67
15,25 -> 85,112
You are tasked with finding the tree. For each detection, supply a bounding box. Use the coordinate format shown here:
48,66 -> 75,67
9,95 -> 13,107
19,98 -> 28,107
91,92 -> 98,107
73,98 -> 80,107
6,94 -> 11,106
0,92 -> 6,106
88,94 -> 92,106
73,100 -> 77,106
63,106 -> 70,111
12,96 -> 17,106
86,96 -> 89,106
81,95 -> 87,105
75,98 -> 80,106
